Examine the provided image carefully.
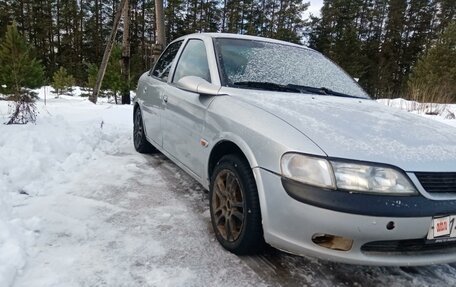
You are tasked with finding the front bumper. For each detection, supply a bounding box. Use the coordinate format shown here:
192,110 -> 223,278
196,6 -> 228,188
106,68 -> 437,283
254,168 -> 456,266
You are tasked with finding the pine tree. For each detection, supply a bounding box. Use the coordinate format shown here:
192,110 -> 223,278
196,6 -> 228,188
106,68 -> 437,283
0,22 -> 44,98
0,22 -> 44,124
52,67 -> 75,97
57,0 -> 84,81
0,0 -> 12,36
357,0 -> 388,97
87,46 -> 125,103
104,46 -> 125,104
377,0 -> 406,97
308,0 -> 363,76
434,0 -> 456,35
86,62 -> 98,91
165,0 -> 186,41
409,22 -> 456,102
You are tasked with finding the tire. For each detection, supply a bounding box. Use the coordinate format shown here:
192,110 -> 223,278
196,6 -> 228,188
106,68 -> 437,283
133,108 -> 154,153
209,154 -> 265,255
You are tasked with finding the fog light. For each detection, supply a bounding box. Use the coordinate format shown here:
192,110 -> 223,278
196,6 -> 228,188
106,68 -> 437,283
312,233 -> 353,251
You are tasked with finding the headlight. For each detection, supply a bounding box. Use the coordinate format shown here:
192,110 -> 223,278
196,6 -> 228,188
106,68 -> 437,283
331,161 -> 417,195
281,153 -> 417,195
281,153 -> 336,189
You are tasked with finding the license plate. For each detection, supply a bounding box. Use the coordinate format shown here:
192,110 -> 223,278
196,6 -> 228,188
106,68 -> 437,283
427,215 -> 456,243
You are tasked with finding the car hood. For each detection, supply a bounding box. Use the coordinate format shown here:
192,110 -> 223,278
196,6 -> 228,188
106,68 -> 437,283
224,89 -> 456,172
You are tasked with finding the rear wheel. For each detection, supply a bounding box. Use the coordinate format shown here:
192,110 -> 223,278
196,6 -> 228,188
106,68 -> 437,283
209,154 -> 264,254
133,108 -> 154,153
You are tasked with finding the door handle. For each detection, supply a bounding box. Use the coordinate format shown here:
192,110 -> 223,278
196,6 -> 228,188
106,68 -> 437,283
143,87 -> 147,93
163,95 -> 168,103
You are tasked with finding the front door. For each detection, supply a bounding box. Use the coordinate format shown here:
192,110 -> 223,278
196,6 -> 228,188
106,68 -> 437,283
162,39 -> 214,178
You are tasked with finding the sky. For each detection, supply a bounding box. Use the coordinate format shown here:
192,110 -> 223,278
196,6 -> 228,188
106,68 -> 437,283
305,0 -> 324,18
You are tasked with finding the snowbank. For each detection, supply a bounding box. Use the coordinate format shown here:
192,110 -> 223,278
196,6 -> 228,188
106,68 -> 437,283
1,94 -> 265,287
29,86 -> 136,103
377,98 -> 456,128
0,190 -> 26,286
0,96 -> 132,286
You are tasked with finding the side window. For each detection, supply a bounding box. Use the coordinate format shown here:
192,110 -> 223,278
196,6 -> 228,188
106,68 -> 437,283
173,39 -> 211,83
152,40 -> 183,81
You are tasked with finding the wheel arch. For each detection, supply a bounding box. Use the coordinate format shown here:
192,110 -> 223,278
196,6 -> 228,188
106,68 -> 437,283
133,103 -> 140,122
207,136 -> 259,182
207,136 -> 269,251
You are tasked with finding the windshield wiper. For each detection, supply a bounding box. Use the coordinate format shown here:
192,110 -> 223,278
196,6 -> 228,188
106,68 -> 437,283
286,84 -> 366,99
232,81 -> 367,99
232,81 -> 302,93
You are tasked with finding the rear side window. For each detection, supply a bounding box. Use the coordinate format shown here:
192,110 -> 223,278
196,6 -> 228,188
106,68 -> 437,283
152,40 -> 183,81
173,39 -> 211,83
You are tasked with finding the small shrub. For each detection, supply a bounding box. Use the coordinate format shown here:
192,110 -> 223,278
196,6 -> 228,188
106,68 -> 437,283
52,67 -> 75,97
6,92 -> 38,124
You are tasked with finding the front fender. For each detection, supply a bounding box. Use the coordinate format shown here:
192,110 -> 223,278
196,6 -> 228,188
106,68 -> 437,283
204,95 -> 326,179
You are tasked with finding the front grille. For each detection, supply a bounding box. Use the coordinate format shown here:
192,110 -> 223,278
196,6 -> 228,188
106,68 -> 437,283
415,172 -> 456,194
361,239 -> 456,254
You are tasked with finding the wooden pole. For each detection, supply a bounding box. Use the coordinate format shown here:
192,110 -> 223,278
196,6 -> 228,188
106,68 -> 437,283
155,0 -> 166,48
121,0 -> 131,105
89,0 -> 128,104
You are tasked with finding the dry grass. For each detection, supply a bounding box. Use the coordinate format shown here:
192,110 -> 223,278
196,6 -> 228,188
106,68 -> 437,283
381,83 -> 455,119
407,83 -> 454,115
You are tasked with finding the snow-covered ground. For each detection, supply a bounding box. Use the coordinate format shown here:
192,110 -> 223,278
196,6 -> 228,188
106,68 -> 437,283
1,90 -> 456,286
0,89 -> 131,286
0,88 -> 267,287
377,98 -> 456,128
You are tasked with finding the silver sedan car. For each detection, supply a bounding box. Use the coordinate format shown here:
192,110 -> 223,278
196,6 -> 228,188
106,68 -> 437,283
133,33 -> 456,266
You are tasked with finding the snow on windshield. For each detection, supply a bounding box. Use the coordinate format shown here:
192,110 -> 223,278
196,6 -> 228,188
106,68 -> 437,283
216,38 -> 369,98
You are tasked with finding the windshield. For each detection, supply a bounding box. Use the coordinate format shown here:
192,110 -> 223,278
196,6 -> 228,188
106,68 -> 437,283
214,38 -> 370,99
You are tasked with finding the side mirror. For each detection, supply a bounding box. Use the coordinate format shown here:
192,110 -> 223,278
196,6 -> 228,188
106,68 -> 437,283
175,76 -> 221,96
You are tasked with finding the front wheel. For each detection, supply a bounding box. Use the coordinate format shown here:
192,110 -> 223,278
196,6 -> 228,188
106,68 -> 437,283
209,154 -> 265,255
133,108 -> 154,153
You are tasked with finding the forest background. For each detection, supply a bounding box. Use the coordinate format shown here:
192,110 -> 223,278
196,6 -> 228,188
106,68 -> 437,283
0,0 -> 454,102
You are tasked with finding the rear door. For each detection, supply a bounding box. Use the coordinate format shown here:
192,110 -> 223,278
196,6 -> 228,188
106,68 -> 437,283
141,40 -> 183,146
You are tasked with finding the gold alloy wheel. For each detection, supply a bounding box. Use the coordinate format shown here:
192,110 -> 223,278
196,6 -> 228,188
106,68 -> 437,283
212,169 -> 245,242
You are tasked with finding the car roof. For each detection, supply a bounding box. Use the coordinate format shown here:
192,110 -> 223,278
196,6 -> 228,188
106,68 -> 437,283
172,32 -> 314,51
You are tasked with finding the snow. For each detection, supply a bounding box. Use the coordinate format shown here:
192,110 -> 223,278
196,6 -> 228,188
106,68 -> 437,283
0,93 -> 132,286
0,90 -> 456,286
377,98 -> 456,128
0,90 -> 266,287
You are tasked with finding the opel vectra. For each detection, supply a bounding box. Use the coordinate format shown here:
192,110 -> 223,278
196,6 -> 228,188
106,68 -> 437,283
133,33 -> 456,266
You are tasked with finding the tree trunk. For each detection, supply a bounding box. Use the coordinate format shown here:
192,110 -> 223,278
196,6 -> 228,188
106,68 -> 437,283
89,0 -> 128,104
222,0 -> 227,32
121,0 -> 131,105
141,0 -> 146,70
199,0 -> 204,32
155,0 -> 166,48
56,0 -> 61,53
95,0 -> 100,59
152,0 -> 166,65
47,0 -> 55,70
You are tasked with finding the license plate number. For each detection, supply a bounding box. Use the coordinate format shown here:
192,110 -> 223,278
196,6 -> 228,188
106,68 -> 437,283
427,216 -> 456,242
